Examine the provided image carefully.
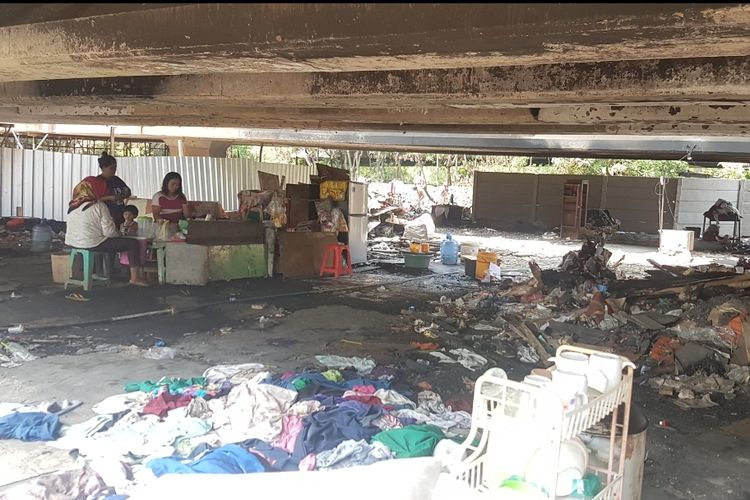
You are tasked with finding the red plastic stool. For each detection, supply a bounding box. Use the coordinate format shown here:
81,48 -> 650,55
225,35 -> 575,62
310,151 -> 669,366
319,243 -> 353,278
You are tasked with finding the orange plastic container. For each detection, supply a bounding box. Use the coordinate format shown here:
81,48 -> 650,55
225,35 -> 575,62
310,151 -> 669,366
475,251 -> 499,280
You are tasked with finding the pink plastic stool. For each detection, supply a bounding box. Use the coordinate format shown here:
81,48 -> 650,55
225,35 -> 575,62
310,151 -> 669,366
119,238 -> 149,266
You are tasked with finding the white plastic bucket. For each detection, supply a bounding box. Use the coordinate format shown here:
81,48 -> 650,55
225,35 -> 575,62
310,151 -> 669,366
460,242 -> 480,258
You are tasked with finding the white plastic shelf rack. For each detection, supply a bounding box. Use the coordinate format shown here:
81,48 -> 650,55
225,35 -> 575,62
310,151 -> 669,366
453,345 -> 635,499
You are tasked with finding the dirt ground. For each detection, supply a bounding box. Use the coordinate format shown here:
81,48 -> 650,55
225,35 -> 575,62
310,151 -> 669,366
1,230 -> 749,499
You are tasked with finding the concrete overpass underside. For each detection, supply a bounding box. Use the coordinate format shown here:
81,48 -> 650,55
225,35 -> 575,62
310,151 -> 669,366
0,3 -> 749,143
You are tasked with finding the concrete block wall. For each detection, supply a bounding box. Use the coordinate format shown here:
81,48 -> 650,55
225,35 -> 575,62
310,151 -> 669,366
473,172 -> 677,234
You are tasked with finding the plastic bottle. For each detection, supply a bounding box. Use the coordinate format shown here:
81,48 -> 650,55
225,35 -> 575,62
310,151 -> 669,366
440,233 -> 460,265
31,219 -> 53,253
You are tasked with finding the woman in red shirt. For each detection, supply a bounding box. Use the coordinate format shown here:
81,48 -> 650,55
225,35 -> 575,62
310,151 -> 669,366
152,172 -> 191,223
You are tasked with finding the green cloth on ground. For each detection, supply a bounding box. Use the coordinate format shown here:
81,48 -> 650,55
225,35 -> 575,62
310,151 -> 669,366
372,424 -> 445,458
321,369 -> 344,383
124,377 -> 207,395
292,378 -> 310,391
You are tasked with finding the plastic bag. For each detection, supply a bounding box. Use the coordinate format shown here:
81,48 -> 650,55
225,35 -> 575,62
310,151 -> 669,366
315,200 -> 336,232
143,346 -> 176,360
265,192 -> 287,228
332,208 -> 348,233
1,342 -> 38,366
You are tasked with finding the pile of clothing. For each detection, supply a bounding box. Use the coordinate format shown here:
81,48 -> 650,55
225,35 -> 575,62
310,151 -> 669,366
2,359 -> 473,498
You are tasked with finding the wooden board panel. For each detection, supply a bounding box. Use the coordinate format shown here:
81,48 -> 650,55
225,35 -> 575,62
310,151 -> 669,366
276,231 -> 338,278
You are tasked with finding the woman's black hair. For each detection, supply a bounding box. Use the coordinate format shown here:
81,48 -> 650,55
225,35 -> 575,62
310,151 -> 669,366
98,151 -> 117,169
123,205 -> 139,217
161,171 -> 184,197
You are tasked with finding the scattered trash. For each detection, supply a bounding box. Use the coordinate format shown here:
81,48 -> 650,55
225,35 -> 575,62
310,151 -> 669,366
657,420 -> 677,432
411,341 -> 439,351
341,339 -> 364,346
0,341 -> 39,367
142,346 -> 176,360
7,324 -> 24,334
448,348 -> 488,371
65,293 -> 90,302
429,351 -> 459,364
517,345 -> 541,364
219,327 -> 233,335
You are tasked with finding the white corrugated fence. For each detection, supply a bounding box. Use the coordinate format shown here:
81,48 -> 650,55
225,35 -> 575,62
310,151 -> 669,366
0,147 -> 315,221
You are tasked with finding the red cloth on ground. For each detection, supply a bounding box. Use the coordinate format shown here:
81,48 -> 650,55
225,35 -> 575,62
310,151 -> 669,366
343,395 -> 383,406
142,392 -> 193,418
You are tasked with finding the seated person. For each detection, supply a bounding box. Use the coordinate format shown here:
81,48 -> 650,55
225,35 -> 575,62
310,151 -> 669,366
152,172 -> 191,223
121,205 -> 139,236
64,177 -> 149,287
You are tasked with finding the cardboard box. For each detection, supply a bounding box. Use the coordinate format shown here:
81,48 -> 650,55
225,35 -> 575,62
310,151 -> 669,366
51,252 -> 69,284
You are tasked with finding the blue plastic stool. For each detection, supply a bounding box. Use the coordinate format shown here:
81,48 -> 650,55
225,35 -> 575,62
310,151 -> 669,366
65,248 -> 111,291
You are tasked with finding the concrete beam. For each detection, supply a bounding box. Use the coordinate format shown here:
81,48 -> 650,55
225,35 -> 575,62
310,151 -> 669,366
0,4 -> 182,28
0,4 -> 748,82
10,123 -> 750,161
2,57 -> 748,107
0,56 -> 748,136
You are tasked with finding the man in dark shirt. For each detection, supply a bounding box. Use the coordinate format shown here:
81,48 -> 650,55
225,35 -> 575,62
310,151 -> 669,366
96,152 -> 132,229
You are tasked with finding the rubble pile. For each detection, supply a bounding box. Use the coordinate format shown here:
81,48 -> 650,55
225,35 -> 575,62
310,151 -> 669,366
391,238 -> 750,409
0,217 -> 66,255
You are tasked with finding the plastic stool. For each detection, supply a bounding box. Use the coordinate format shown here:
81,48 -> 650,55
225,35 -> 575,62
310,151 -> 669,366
65,248 -> 112,291
319,243 -> 353,278
119,238 -> 149,266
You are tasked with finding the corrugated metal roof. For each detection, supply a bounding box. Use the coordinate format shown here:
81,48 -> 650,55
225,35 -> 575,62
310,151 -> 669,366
0,148 -> 315,220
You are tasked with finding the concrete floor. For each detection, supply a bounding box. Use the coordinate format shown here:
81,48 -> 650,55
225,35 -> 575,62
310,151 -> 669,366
1,233 -> 750,498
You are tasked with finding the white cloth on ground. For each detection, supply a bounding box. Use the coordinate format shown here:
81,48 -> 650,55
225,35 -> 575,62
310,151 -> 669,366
394,391 -> 471,436
286,400 -> 323,417
373,389 -> 416,408
314,355 -> 376,375
372,414 -> 403,431
208,381 -> 297,444
57,414 -> 116,441
202,363 -> 268,384
447,348 -> 487,371
48,408 -> 212,461
92,392 -> 151,415
315,439 -> 393,470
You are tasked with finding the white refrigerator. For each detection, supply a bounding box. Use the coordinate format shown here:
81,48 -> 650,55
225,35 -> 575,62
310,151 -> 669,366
348,181 -> 368,265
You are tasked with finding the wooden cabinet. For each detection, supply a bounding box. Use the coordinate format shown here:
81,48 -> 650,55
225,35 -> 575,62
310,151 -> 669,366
560,180 -> 589,239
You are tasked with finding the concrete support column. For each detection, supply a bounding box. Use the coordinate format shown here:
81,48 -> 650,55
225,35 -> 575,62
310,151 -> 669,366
163,139 -> 231,157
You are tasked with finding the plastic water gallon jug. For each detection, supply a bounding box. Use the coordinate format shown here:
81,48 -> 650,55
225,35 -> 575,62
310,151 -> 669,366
440,233 -> 460,265
31,219 -> 53,253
